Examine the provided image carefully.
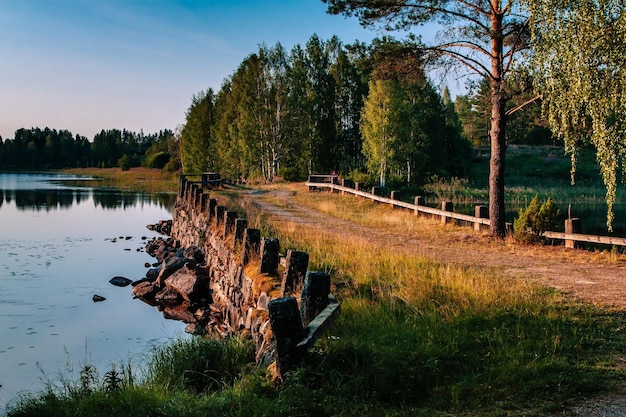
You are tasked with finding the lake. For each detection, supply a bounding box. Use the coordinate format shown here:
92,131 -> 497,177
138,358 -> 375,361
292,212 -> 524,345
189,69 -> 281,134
0,173 -> 183,412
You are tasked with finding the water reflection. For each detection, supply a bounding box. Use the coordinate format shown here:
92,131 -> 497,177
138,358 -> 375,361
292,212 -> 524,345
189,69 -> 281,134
0,186 -> 176,211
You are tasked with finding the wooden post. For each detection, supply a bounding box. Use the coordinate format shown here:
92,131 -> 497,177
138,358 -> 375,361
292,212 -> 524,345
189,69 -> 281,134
441,201 -> 453,224
300,271 -> 331,326
414,196 -> 424,216
194,189 -> 202,212
215,205 -> 226,226
390,190 -> 399,209
200,193 -> 209,213
268,297 -> 306,379
260,238 -> 280,275
474,205 -> 488,231
208,198 -> 217,220
281,250 -> 309,296
178,176 -> 187,198
372,186 -> 382,196
223,210 -> 237,237
355,182 -> 361,191
233,219 -> 248,248
565,218 -> 582,249
242,228 -> 261,265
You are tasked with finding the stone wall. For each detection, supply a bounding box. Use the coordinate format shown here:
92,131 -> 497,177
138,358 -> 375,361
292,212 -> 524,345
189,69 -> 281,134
165,177 -> 340,377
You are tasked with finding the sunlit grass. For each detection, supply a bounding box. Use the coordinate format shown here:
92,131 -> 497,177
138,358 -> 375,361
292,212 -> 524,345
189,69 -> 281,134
60,167 -> 180,193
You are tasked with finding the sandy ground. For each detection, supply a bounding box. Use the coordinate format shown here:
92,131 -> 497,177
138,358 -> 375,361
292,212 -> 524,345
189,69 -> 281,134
246,188 -> 626,416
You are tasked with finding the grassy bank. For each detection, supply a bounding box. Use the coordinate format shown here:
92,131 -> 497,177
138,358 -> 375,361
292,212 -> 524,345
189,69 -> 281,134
9,182 -> 626,416
61,167 -> 180,193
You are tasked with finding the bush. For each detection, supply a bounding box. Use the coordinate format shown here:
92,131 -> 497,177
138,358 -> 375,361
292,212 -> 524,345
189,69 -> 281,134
145,152 -> 171,169
118,154 -> 132,171
278,167 -> 301,182
513,195 -> 561,243
347,169 -> 375,189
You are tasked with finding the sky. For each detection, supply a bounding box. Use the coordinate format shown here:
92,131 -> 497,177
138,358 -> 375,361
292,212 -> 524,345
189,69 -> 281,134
0,0 -> 444,140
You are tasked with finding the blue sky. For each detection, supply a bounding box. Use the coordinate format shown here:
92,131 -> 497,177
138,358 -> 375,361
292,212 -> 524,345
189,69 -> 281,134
1,1 -> 443,140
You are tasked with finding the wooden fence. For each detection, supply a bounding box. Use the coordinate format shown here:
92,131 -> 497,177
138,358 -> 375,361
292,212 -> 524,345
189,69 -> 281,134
305,176 -> 626,249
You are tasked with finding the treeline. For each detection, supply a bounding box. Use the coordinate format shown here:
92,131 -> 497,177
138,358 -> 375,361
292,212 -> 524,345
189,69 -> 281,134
0,127 -> 180,171
181,35 -> 472,186
180,35 -> 551,186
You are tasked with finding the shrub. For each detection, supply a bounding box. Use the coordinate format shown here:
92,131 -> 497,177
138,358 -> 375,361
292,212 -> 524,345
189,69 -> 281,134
513,195 -> 561,243
145,152 -> 171,169
118,154 -> 132,171
278,167 -> 301,182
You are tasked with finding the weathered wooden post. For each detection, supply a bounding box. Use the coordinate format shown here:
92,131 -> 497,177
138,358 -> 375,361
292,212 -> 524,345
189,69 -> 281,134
194,188 -> 202,212
300,271 -> 331,326
223,210 -> 237,237
242,228 -> 261,265
414,196 -> 424,216
281,250 -> 309,296
390,190 -> 399,209
474,205 -> 488,231
178,176 -> 187,198
565,218 -> 582,249
215,205 -> 226,226
372,186 -> 382,196
260,238 -> 280,274
355,182 -> 361,191
208,198 -> 217,220
200,193 -> 209,213
441,201 -> 453,224
233,219 -> 248,249
268,297 -> 306,379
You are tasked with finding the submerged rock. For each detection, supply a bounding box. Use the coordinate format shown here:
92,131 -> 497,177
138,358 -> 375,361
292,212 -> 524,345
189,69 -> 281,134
109,276 -> 133,287
92,294 -> 106,302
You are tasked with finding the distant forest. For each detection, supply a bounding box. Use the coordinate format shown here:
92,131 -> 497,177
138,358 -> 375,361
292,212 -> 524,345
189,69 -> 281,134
0,127 -> 180,171
0,35 -> 552,186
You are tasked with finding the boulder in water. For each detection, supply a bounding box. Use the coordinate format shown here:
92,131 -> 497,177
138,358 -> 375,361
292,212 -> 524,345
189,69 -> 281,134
109,276 -> 133,287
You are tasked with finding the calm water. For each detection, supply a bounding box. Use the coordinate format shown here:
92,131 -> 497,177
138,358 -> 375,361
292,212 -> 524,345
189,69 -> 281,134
0,173 -> 182,412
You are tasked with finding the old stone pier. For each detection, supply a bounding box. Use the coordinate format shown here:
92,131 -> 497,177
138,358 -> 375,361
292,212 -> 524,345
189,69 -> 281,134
134,175 -> 340,378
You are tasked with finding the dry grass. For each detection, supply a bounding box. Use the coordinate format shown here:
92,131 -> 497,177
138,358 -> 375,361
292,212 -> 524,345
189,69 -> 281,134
61,167 -> 180,193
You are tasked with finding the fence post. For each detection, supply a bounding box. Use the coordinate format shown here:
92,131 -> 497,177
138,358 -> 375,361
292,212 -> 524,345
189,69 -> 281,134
372,186 -> 382,196
223,211 -> 237,237
178,176 -> 187,198
281,250 -> 309,296
474,205 -> 488,231
268,297 -> 306,379
260,238 -> 280,275
414,196 -> 424,216
300,271 -> 331,326
206,198 -> 216,220
441,201 -> 453,224
233,219 -> 247,249
390,190 -> 399,208
565,218 -> 582,249
215,205 -> 226,226
242,228 -> 261,265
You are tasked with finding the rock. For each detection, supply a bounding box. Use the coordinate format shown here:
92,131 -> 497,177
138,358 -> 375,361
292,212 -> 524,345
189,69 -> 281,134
109,276 -> 133,287
183,246 -> 205,264
131,277 -> 149,286
165,264 -> 209,302
146,267 -> 161,282
132,281 -> 159,303
144,262 -> 151,268
155,256 -> 189,287
154,287 -> 182,304
92,294 -> 106,302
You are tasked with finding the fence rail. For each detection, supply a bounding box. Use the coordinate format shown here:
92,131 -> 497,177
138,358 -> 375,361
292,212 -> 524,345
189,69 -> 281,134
305,179 -> 626,248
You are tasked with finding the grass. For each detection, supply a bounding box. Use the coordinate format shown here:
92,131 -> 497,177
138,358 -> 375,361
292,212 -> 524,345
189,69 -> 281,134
60,167 -> 180,193
9,151 -> 626,416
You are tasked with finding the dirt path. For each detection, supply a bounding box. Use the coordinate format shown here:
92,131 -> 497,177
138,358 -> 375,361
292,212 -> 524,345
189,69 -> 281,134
250,189 -> 626,310
249,188 -> 626,416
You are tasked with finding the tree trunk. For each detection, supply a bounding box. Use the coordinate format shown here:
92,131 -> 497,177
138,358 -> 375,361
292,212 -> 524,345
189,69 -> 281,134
489,7 -> 507,238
